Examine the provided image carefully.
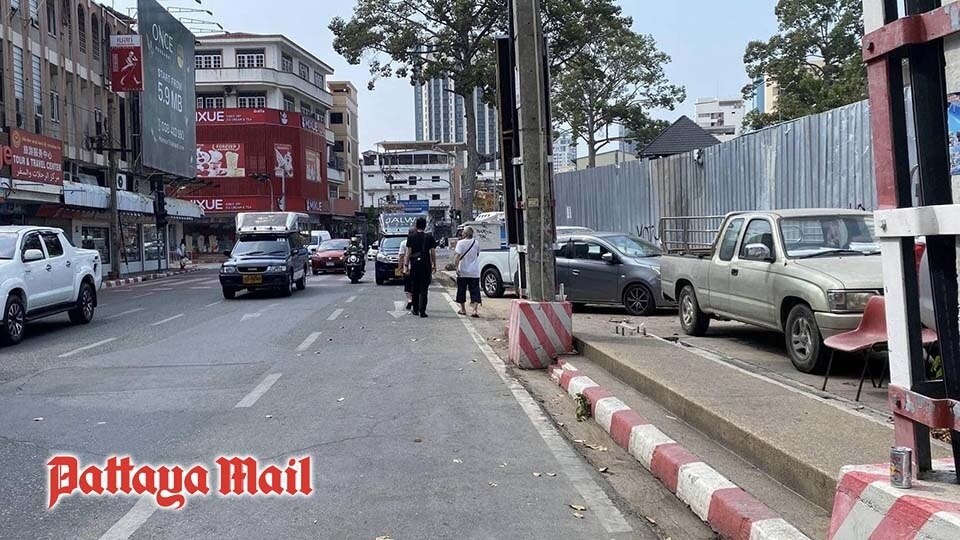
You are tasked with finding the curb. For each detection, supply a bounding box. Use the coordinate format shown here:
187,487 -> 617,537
102,267 -> 201,289
548,359 -> 811,540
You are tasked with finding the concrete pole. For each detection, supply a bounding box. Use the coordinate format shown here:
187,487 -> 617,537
101,12 -> 121,280
512,0 -> 556,301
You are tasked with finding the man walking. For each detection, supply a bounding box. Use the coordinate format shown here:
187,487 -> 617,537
404,217 -> 437,317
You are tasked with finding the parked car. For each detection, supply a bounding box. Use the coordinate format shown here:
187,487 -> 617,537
660,209 -> 883,374
0,226 -> 103,345
556,226 -> 595,236
478,226 -> 595,298
556,233 -> 669,316
310,239 -> 351,275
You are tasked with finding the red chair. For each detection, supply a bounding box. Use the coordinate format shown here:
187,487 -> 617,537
821,296 -> 938,401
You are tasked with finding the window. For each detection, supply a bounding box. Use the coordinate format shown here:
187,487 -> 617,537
718,219 -> 745,262
409,194 -> 418,201
333,141 -> 344,153
298,61 -> 309,80
195,52 -> 222,69
41,233 -> 63,257
739,219 -> 775,259
237,94 -> 266,108
196,95 -> 224,109
282,95 -> 295,111
29,0 -> 39,23
46,0 -> 56,36
77,6 -> 86,53
432,175 -> 441,180
300,103 -> 312,117
346,113 -> 350,125
32,55 -> 42,117
329,112 -> 343,124
313,72 -> 324,87
281,54 -> 293,72
235,49 -> 265,68
13,46 -> 24,101
90,14 -> 99,60
81,227 -> 109,264
50,90 -> 59,122
431,194 -> 441,201
408,179 -> 417,186
11,0 -> 19,11
568,241 -> 610,261
21,233 -> 44,258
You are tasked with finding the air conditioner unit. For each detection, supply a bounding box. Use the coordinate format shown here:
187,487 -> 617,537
116,173 -> 128,191
224,86 -> 235,95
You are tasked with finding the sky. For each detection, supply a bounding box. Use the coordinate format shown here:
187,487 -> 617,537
111,0 -> 780,152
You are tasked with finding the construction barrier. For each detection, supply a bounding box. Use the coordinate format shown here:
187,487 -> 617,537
507,300 -> 573,369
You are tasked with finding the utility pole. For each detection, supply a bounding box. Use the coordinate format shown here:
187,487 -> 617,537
512,0 -> 556,301
101,9 -> 121,280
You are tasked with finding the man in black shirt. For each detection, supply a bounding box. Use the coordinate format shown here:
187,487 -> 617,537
404,217 -> 437,317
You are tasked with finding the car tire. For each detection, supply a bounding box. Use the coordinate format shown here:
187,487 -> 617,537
280,273 -> 294,297
1,294 -> 26,345
68,282 -> 96,325
571,302 -> 587,312
376,273 -> 385,286
623,283 -> 656,317
296,267 -> 307,290
785,304 -> 830,374
222,288 -> 236,300
482,267 -> 505,298
312,268 -> 320,276
678,285 -> 710,336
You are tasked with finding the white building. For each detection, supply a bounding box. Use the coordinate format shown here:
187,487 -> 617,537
361,142 -> 457,226
695,97 -> 746,142
553,133 -> 577,174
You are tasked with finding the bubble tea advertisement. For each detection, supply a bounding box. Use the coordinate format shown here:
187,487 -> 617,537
196,143 -> 246,178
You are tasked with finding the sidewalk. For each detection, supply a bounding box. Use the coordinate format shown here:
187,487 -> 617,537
102,265 -> 205,288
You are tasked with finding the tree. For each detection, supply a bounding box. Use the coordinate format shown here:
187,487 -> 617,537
741,0 -> 865,130
552,28 -> 684,168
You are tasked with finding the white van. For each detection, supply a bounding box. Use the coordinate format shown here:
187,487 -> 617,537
308,230 -> 332,252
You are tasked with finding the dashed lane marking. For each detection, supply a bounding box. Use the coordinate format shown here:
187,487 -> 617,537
296,332 -> 322,352
98,495 -> 157,540
58,338 -> 118,358
327,309 -> 344,321
106,308 -> 145,320
150,314 -> 184,326
234,373 -> 282,408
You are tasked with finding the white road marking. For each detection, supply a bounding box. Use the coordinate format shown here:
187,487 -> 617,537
106,308 -> 145,320
442,292 -> 633,534
98,495 -> 157,540
151,288 -> 174,292
205,301 -> 223,308
132,293 -> 153,299
58,337 -> 118,358
296,332 -> 322,352
345,296 -> 357,303
190,286 -> 213,290
241,313 -> 262,321
234,373 -> 282,408
327,308 -> 344,321
150,314 -> 184,326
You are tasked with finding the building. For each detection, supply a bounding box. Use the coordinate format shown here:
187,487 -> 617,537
753,75 -> 780,115
0,1 -> 203,276
328,80 -> 359,205
695,97 -> 747,142
553,133 -> 577,174
414,79 -> 498,172
575,150 -> 636,170
361,141 -> 460,237
185,32 -> 363,254
638,116 -> 720,159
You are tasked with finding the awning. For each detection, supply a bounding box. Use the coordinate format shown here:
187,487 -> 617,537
165,197 -> 203,219
62,181 -> 203,219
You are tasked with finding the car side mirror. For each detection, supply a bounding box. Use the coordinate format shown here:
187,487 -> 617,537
22,249 -> 44,262
223,250 -> 231,258
743,244 -> 774,262
602,252 -> 616,264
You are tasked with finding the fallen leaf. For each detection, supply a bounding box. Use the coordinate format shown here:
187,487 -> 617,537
569,504 -> 587,511
645,516 -> 657,524
453,459 -> 463,464
375,536 -> 394,540
499,462 -> 507,468
413,438 -> 423,443
96,421 -> 106,425
572,512 -> 584,519
558,422 -> 565,427
337,398 -> 345,403
488,482 -> 498,487
598,467 -> 609,474
532,472 -> 542,477
573,439 -> 585,444
296,353 -> 303,357
32,417 -> 43,422
312,520 -> 318,524
410,338 -> 419,342
471,359 -> 478,363
547,473 -> 557,477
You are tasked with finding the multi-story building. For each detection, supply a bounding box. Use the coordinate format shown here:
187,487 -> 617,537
695,97 -> 746,142
328,80 -> 359,205
414,79 -> 498,172
553,133 -> 577,174
0,1 -> 203,276
752,75 -> 780,115
184,32 -> 363,250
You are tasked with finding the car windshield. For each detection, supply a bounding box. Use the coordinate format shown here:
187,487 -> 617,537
380,236 -> 405,252
232,236 -> 290,257
0,232 -> 16,259
605,235 -> 662,258
780,216 -> 880,258
318,239 -> 350,251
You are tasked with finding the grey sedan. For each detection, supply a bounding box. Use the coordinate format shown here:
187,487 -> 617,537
556,233 -> 671,316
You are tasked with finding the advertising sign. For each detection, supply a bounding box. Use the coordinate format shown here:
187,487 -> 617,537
300,115 -> 324,135
9,129 -> 63,185
138,0 -> 196,179
306,199 -> 323,212
197,143 -> 245,178
380,213 -> 427,236
110,35 -> 143,92
949,93 -> 960,175
304,149 -> 322,182
401,200 -> 429,213
197,109 -> 280,125
187,196 -> 269,213
274,144 -> 294,179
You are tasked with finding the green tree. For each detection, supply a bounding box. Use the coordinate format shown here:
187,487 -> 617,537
552,29 -> 684,168
742,0 -> 865,130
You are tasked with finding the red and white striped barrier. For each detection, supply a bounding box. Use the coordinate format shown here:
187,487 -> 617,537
549,359 -> 809,540
828,461 -> 960,539
102,267 -> 199,289
507,300 -> 573,369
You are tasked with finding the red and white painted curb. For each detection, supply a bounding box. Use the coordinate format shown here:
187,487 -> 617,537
507,299 -> 573,369
828,461 -> 960,539
102,267 -> 200,289
548,359 -> 809,540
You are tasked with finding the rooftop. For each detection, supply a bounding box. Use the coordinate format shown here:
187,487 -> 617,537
639,116 -> 721,158
198,33 -> 335,75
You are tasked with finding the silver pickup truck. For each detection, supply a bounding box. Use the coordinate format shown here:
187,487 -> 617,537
660,209 -> 883,373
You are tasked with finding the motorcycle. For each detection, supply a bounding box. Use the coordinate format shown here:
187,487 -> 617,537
345,251 -> 365,284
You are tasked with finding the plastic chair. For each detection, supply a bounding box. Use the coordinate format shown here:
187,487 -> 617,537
821,296 -> 938,401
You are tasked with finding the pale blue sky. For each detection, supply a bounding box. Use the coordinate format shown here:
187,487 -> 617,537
112,0 -> 779,151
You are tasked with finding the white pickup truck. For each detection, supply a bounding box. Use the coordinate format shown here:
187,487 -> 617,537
0,226 -> 103,345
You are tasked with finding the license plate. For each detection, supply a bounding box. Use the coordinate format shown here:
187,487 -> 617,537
326,262 -> 335,267
242,275 -> 263,285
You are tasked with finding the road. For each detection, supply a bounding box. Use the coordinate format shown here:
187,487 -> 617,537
0,267 -> 653,539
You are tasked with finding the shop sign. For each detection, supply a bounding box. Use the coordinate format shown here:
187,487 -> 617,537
306,199 -> 323,212
110,34 -> 144,92
197,108 -> 278,125
197,143 -> 246,178
9,129 -> 64,185
300,115 -> 324,135
187,196 -> 268,213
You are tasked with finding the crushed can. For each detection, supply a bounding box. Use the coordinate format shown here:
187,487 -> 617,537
890,446 -> 913,489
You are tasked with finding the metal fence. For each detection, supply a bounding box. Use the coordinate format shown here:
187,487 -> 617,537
554,98 -> 882,241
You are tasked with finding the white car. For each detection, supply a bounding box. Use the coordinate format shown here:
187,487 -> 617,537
0,226 -> 103,345
367,241 -> 379,261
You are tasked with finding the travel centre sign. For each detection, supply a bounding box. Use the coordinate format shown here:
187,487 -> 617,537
0,130 -> 64,186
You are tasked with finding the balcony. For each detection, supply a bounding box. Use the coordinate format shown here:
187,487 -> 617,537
196,68 -> 333,107
328,156 -> 345,184
331,197 -> 358,216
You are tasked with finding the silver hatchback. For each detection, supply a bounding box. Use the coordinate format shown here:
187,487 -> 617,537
556,233 -> 670,316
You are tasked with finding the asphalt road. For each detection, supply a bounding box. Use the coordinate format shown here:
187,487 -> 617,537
0,266 -> 653,539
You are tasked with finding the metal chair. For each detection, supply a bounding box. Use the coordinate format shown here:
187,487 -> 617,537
821,296 -> 938,401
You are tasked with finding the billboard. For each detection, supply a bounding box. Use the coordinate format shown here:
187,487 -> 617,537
197,143 -> 245,178
304,149 -> 322,182
274,144 -> 294,178
401,200 -> 429,213
138,0 -> 196,179
10,129 -> 63,185
110,35 -> 143,92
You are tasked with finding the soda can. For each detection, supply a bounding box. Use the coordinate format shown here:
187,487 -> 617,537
890,447 -> 913,489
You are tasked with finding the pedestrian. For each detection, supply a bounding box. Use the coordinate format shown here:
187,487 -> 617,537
177,238 -> 188,270
454,226 -> 482,318
404,217 -> 437,318
399,227 -> 415,310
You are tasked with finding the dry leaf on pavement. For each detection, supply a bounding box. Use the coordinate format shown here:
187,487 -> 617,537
572,512 -> 584,519
546,473 -> 557,477
598,467 -> 609,474
569,504 -> 587,511
488,482 -> 498,487
532,472 -> 542,477
453,459 -> 463,464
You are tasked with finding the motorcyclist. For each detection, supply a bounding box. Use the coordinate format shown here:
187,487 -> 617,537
345,236 -> 366,283
346,236 -> 364,258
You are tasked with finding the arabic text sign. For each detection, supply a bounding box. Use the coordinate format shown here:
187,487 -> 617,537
10,130 -> 63,186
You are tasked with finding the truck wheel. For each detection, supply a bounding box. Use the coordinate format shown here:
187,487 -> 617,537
280,272 -> 294,297
68,282 -> 96,325
376,274 -> 385,285
222,288 -> 236,300
1,294 -> 26,345
785,304 -> 830,374
296,267 -> 307,290
679,285 -> 710,336
623,283 -> 656,316
482,267 -> 504,298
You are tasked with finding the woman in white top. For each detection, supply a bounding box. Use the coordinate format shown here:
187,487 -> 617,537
453,226 -> 482,317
